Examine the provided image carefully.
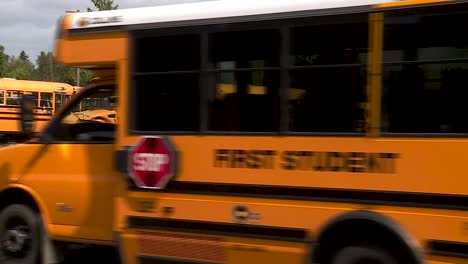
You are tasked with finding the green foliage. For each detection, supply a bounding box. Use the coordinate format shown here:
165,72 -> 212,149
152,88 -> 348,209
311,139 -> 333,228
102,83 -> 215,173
63,67 -> 94,86
0,46 -> 94,86
0,45 -> 9,77
5,54 -> 35,80
87,0 -> 118,11
19,50 -> 29,61
0,0 -> 117,82
35,51 -> 54,81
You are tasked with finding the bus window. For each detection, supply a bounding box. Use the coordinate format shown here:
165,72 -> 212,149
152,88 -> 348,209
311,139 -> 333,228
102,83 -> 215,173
288,14 -> 368,133
81,90 -> 115,111
61,86 -> 117,126
208,29 -> 280,132
133,33 -> 200,132
55,93 -> 63,111
29,92 -> 39,107
71,102 -> 81,112
6,91 -> 22,106
0,90 -> 4,105
40,92 -> 53,109
382,7 -> 468,134
54,93 -> 71,111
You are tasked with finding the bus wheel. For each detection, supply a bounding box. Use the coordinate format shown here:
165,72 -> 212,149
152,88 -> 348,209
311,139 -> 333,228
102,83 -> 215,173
0,204 -> 40,264
330,246 -> 398,264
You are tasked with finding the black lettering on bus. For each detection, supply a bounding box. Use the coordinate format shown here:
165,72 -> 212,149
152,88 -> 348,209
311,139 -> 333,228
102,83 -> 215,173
214,149 -> 229,167
327,152 -> 343,172
341,152 -> 350,172
216,149 -> 399,173
313,152 -> 326,171
246,151 -> 262,169
215,149 -> 278,169
348,152 -> 365,173
281,151 -> 297,170
232,150 -> 248,168
244,150 -> 276,169
367,153 -> 381,173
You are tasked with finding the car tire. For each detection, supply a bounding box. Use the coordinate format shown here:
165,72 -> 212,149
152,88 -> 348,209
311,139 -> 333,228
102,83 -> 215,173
0,204 -> 41,264
331,245 -> 398,264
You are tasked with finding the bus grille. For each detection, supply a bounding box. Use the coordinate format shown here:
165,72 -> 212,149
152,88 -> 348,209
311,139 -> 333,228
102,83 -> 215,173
136,231 -> 226,263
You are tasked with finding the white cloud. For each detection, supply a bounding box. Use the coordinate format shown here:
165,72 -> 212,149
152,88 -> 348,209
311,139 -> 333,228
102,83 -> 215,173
0,0 -> 208,63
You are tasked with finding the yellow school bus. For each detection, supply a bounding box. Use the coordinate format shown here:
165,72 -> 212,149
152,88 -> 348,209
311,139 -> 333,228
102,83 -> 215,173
62,84 -> 117,124
0,78 -> 74,142
72,86 -> 83,95
0,0 -> 467,263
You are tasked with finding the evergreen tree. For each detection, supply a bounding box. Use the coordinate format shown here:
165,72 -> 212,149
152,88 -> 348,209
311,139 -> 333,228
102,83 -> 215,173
87,0 -> 118,11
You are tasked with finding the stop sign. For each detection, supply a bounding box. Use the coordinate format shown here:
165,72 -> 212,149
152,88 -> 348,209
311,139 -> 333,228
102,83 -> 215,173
128,136 -> 178,189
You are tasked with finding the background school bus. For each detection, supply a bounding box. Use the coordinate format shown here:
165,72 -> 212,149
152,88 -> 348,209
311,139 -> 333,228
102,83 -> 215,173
0,78 -> 74,142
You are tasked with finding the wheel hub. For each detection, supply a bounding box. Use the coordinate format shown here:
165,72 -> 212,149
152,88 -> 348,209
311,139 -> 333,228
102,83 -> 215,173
2,226 -> 30,254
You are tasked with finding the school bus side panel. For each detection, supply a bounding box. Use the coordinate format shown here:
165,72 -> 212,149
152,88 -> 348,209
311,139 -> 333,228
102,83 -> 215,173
119,136 -> 467,196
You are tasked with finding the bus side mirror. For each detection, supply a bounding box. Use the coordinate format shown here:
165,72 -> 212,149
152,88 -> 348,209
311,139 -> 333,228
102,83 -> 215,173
20,94 -> 34,136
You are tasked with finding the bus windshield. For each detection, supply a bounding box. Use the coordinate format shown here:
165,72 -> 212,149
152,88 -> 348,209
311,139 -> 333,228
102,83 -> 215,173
71,90 -> 116,112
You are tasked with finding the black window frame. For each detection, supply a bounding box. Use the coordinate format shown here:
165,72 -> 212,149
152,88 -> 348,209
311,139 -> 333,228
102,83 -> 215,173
380,2 -> 468,138
130,27 -> 204,135
128,12 -> 370,137
286,13 -> 369,135
205,22 -> 282,134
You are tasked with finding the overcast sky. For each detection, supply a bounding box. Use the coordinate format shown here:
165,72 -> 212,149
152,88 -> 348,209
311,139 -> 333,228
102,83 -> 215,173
0,0 -> 206,63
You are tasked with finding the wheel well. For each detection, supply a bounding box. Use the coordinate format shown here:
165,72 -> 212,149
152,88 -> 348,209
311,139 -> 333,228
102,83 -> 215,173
0,188 -> 40,213
311,211 -> 422,264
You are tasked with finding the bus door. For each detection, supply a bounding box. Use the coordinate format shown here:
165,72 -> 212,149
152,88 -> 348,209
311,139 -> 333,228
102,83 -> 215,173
16,85 -> 119,241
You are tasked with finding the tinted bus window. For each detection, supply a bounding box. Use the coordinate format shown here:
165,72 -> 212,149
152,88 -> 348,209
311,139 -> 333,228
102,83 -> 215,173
133,32 -> 200,132
208,29 -> 280,132
288,15 -> 368,133
382,4 -> 468,134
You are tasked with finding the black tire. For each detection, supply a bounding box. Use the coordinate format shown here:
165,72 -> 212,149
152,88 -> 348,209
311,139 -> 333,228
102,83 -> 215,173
0,204 -> 41,264
331,246 -> 398,264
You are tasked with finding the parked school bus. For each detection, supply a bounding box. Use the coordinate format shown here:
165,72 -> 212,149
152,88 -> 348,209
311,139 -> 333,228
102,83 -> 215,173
0,0 -> 467,263
62,84 -> 117,125
72,86 -> 83,95
0,78 -> 74,143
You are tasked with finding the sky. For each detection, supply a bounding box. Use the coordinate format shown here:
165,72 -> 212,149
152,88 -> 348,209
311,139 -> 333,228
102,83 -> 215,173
0,0 -> 206,63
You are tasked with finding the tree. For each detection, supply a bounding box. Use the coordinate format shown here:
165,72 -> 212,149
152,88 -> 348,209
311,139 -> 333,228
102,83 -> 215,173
35,51 -> 94,85
63,67 -> 94,86
0,47 -> 95,84
35,51 -> 60,81
36,51 -> 51,81
5,55 -> 35,80
19,50 -> 29,61
87,0 -> 118,11
0,45 -> 9,77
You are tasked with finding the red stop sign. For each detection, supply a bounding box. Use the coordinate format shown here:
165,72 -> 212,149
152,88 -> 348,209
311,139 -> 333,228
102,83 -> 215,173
128,136 -> 177,189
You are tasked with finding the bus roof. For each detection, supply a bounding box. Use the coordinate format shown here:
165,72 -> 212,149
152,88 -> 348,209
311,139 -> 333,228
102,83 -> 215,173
66,0 -> 416,32
0,78 -> 74,94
